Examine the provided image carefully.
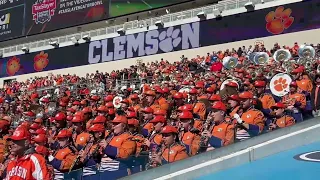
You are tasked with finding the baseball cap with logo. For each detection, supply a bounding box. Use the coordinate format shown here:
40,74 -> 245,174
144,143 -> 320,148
8,126 -> 31,141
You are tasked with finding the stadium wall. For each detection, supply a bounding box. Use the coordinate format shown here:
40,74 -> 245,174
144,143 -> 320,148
0,0 -> 319,86
120,117 -> 320,180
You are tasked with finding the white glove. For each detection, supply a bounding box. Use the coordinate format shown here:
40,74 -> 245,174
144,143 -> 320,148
48,155 -> 54,162
233,113 -> 243,124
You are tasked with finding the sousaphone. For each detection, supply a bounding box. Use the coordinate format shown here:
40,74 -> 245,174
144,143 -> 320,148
222,56 -> 238,70
254,52 -> 269,65
298,45 -> 315,59
273,49 -> 291,63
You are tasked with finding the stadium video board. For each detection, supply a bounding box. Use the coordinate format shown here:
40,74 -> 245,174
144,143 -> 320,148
0,0 -> 193,41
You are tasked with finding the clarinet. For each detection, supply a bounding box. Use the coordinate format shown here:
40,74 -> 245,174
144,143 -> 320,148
199,116 -> 214,152
69,141 -> 93,172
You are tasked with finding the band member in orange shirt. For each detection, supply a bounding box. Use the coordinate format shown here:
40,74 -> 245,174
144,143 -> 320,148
49,129 -> 80,175
282,81 -> 306,123
99,115 -> 136,179
178,111 -> 201,156
268,102 -> 295,131
151,126 -> 188,166
233,91 -> 265,141
202,101 -> 234,150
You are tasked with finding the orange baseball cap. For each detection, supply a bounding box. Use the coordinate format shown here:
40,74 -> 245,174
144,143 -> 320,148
88,124 -> 105,132
150,115 -> 166,124
161,126 -> 178,134
56,129 -> 72,138
128,119 -> 139,126
239,91 -> 253,99
271,102 -> 285,109
212,101 -> 226,112
8,126 -> 31,141
112,115 -> 128,124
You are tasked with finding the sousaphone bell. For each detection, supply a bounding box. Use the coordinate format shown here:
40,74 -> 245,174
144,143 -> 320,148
222,56 -> 238,70
273,49 -> 291,62
254,52 -> 269,65
298,45 -> 315,59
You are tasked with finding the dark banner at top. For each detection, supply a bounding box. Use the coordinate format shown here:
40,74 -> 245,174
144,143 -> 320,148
1,0 -> 320,79
0,0 -> 25,9
25,0 -> 110,35
24,0 -> 193,36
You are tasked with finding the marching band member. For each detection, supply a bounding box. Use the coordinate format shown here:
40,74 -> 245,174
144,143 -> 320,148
178,111 -> 201,156
282,81 -> 306,123
268,102 -> 295,131
83,124 -> 105,167
253,80 -> 276,117
193,95 -> 208,121
201,101 -> 234,150
292,68 -> 313,93
150,126 -> 188,166
48,129 -> 80,175
48,112 -> 67,150
141,107 -> 155,138
99,115 -> 136,179
5,126 -> 49,180
145,115 -> 166,151
234,91 -> 265,141
144,90 -> 169,111
227,94 -> 240,117
71,115 -> 91,150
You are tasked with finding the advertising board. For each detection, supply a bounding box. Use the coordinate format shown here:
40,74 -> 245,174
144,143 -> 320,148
0,0 -> 25,41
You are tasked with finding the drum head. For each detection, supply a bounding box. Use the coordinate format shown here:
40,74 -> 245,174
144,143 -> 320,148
270,73 -> 292,97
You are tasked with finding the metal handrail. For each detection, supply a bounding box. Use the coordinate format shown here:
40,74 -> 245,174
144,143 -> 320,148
0,0 -> 275,56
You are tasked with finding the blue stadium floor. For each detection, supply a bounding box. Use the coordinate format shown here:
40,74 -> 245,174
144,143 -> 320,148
197,141 -> 320,180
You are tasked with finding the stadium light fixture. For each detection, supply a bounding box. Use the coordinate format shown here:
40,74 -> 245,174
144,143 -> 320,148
155,20 -> 164,29
213,9 -> 221,18
21,47 -> 29,53
71,36 -> 80,45
117,28 -> 126,36
82,35 -> 91,42
197,12 -> 207,20
244,2 -> 255,12
49,40 -> 59,48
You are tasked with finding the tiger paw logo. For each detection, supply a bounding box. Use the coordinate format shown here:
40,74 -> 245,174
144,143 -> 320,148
265,6 -> 294,35
6,56 -> 20,76
274,77 -> 288,91
34,51 -> 49,71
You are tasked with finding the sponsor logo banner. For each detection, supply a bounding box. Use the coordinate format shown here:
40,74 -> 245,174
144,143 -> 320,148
0,4 -> 25,41
25,0 -> 109,35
